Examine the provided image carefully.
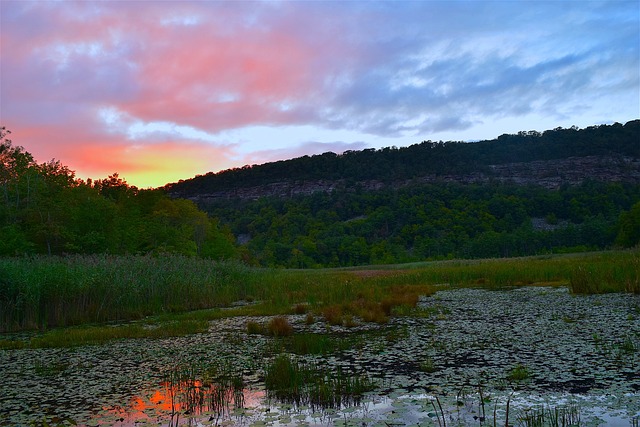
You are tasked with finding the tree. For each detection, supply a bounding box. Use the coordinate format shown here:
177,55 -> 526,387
616,202 -> 640,247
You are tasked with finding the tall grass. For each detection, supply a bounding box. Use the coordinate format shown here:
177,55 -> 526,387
354,250 -> 639,294
0,254 -> 260,331
264,354 -> 375,408
1,250 -> 637,333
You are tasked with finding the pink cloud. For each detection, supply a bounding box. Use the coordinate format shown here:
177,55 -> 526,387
2,0 -> 636,189
0,1 -> 362,188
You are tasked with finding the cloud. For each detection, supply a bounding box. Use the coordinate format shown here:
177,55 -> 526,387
1,0 -> 637,187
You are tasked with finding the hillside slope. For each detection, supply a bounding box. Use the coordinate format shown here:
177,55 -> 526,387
167,120 -> 639,202
165,120 -> 640,267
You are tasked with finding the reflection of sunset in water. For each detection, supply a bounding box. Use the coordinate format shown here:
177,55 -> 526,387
97,381 -> 265,426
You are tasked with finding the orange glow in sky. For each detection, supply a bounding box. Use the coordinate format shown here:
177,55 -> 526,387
1,1 -> 637,188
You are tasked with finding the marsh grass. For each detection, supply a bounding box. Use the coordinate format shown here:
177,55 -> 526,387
264,354 -> 375,409
267,316 -> 294,336
516,404 -> 581,427
0,254 -> 260,332
1,250 -> 637,334
245,316 -> 294,337
246,320 -> 265,335
0,319 -> 209,349
507,363 -> 531,382
162,362 -> 245,419
569,251 -> 640,294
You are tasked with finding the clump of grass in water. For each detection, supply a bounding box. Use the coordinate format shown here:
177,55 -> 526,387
264,354 -> 375,409
246,316 -> 294,336
507,363 -> 531,382
267,316 -> 294,336
318,284 -> 428,326
419,357 -> 437,373
246,320 -> 265,335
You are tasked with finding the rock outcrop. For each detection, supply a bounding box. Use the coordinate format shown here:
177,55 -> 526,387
179,155 -> 640,203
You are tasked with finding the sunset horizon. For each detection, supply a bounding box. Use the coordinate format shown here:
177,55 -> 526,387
2,1 -> 638,188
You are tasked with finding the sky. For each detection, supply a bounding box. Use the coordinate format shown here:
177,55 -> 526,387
1,1 -> 639,188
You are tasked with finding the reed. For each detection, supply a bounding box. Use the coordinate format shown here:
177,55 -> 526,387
1,250 -> 636,333
0,254 -> 259,332
263,354 -> 374,409
0,319 -> 210,349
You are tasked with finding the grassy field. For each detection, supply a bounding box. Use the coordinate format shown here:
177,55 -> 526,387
0,250 -> 638,339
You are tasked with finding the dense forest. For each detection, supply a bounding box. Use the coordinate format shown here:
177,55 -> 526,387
167,120 -> 639,195
205,181 -> 640,267
0,128 -> 237,258
1,121 -> 639,265
167,120 -> 640,267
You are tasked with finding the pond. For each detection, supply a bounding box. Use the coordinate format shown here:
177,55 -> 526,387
1,286 -> 639,426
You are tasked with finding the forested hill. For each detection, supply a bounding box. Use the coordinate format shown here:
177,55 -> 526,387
167,120 -> 640,201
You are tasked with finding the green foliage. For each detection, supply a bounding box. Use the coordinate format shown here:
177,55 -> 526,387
161,120 -> 640,267
0,130 -> 237,258
3,123 -> 639,267
1,250 -> 636,336
168,120 -> 639,196
569,251 -> 640,294
616,201 -> 640,247
203,181 -> 637,267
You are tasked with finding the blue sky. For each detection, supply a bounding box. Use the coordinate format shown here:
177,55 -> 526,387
1,1 -> 638,187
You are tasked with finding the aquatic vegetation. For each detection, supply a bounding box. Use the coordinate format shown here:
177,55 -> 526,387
2,250 -> 637,335
160,362 -> 246,422
293,303 -> 309,314
569,250 -> 640,294
419,357 -> 437,373
267,316 -> 294,336
1,286 -> 638,426
264,354 -> 375,409
246,316 -> 295,337
516,404 -> 581,427
32,360 -> 69,377
305,312 -> 315,325
0,254 -> 259,332
0,319 -> 210,349
507,364 -> 531,382
283,333 -> 351,355
246,320 -> 265,335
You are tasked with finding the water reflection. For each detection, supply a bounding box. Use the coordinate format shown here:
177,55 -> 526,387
99,379 -> 264,426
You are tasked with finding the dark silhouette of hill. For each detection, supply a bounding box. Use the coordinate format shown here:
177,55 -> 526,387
166,120 -> 639,201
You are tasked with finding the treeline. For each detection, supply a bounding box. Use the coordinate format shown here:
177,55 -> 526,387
0,128 -> 236,258
206,181 -> 640,267
3,122 -> 639,266
167,120 -> 639,196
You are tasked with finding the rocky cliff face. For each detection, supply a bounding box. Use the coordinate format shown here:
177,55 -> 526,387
179,155 -> 640,203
